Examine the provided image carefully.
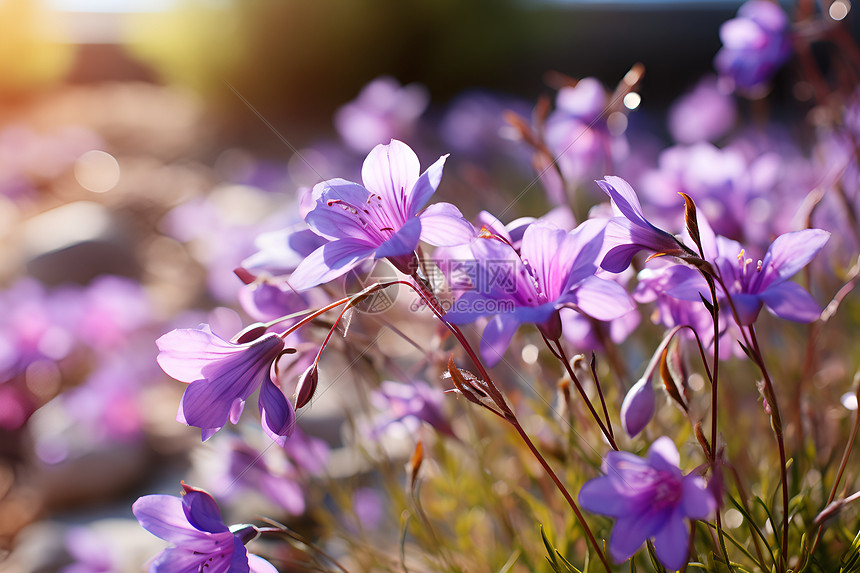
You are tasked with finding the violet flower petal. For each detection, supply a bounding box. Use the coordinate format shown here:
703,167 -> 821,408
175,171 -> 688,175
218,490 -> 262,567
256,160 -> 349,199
288,239 -> 376,291
572,275 -> 635,321
480,314 -> 520,367
182,488 -> 229,533
418,202 -> 476,246
258,376 -> 296,446
361,139 -> 420,218
652,510 -> 691,571
759,280 -> 823,323
375,215 -> 422,259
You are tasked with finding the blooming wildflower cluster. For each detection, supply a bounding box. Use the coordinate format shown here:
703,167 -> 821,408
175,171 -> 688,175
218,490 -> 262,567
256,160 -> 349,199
4,2 -> 860,572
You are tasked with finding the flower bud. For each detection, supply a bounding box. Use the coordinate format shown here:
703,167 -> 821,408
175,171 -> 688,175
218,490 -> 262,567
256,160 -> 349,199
620,377 -> 655,437
295,364 -> 318,409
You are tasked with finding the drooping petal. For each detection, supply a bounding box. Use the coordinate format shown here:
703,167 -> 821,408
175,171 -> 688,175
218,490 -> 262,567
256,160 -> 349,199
620,377 -> 655,438
361,140 -> 420,216
288,239 -> 376,291
408,153 -> 448,213
375,214 -> 422,259
652,510 -> 691,571
258,377 -> 296,446
759,280 -> 823,323
177,379 -> 233,439
418,202 -> 476,246
480,314 -> 521,367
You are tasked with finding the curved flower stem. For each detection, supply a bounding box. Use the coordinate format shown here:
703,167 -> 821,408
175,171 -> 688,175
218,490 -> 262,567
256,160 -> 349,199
700,274 -> 735,572
746,324 -> 789,573
402,273 -> 612,573
544,336 -> 618,451
508,417 -> 612,573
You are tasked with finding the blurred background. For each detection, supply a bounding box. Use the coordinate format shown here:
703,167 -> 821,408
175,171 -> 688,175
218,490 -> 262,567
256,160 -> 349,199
0,0 -> 849,571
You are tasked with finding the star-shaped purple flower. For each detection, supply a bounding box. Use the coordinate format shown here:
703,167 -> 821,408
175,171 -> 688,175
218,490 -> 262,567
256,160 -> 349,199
445,220 -> 634,366
156,325 -> 295,445
133,483 -> 277,573
579,437 -> 716,570
289,139 -> 473,290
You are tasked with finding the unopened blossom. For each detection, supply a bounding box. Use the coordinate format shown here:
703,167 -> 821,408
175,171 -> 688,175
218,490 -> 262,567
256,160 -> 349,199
445,220 -> 633,366
289,139 -> 473,290
133,483 -> 277,573
579,437 -> 716,569
714,0 -> 792,91
156,325 -> 295,445
597,176 -> 687,273
619,377 -> 656,438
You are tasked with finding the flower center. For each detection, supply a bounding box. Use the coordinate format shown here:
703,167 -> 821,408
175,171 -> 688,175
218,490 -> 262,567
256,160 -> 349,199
651,471 -> 682,509
733,248 -> 763,291
327,192 -> 402,244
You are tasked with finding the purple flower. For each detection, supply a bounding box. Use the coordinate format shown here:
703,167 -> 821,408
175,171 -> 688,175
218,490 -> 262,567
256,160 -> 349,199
668,226 -> 830,325
714,0 -> 792,91
156,325 -> 295,445
368,380 -> 452,437
132,483 -> 277,573
544,78 -> 617,185
668,76 -> 737,144
579,437 -> 716,569
445,220 -> 633,366
289,139 -> 473,290
334,76 -> 429,153
597,176 -> 687,273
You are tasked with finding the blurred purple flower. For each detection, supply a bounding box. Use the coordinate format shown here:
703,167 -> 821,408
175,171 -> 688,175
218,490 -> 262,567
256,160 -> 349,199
668,76 -> 737,144
597,176 -> 686,273
290,139 -> 473,289
156,325 -> 295,444
715,0 -> 792,92
445,220 -> 633,366
544,78 -> 619,185
579,437 -> 716,569
133,483 -> 277,573
369,380 -> 452,437
335,76 -> 429,153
